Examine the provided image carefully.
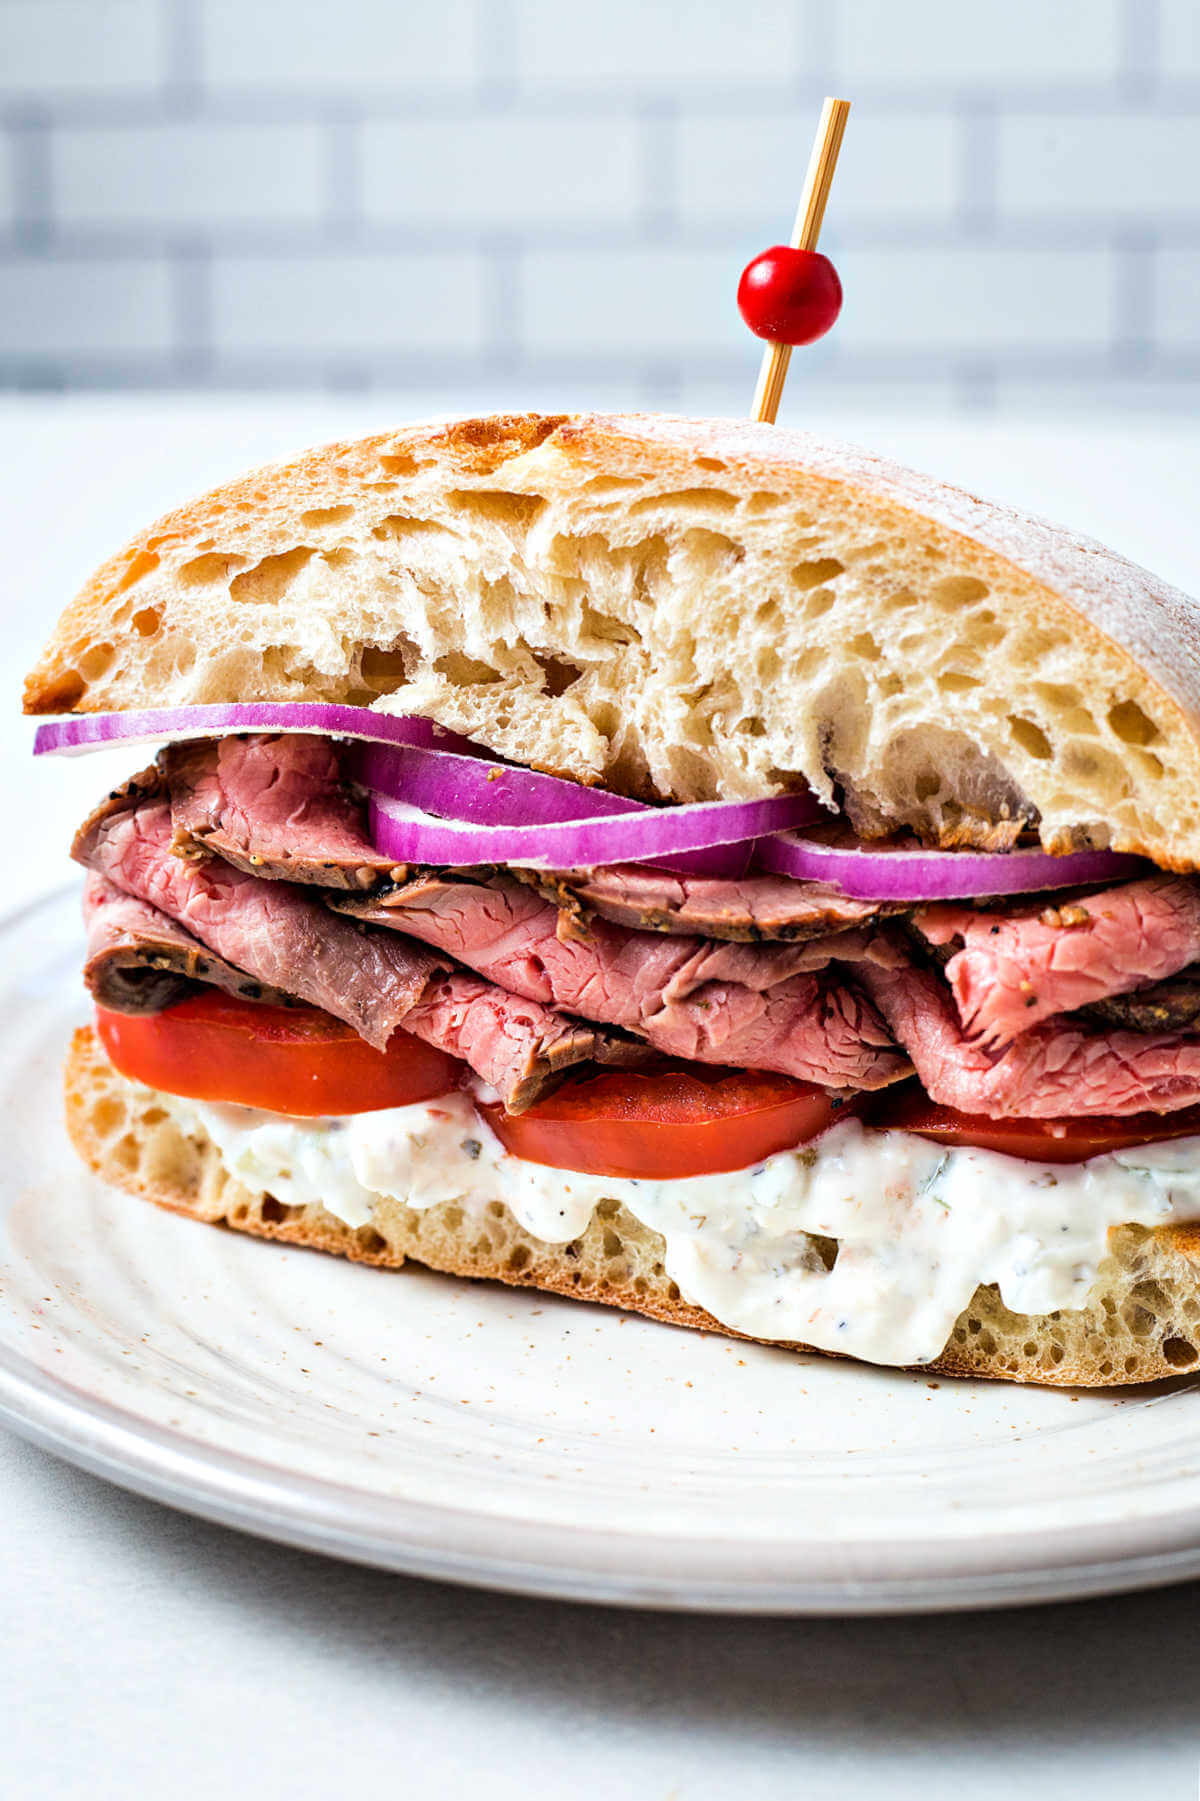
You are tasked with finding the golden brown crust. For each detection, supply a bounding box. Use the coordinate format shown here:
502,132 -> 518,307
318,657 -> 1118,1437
24,413 -> 567,715
64,1026 -> 1200,1388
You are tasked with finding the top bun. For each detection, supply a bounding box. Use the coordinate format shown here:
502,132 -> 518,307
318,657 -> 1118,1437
23,411 -> 1200,869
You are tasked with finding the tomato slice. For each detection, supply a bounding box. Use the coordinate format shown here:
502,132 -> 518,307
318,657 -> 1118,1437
479,1062 -> 858,1179
871,1081 -> 1200,1164
96,991 -> 460,1117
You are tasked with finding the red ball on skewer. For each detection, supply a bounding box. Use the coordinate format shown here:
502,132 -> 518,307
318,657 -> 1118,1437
737,245 -> 842,347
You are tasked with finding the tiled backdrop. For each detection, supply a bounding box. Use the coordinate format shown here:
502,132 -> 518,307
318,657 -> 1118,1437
1,0 -> 1198,417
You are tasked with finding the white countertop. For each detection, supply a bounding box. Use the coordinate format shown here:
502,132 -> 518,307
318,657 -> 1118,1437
3,398 -> 1199,1801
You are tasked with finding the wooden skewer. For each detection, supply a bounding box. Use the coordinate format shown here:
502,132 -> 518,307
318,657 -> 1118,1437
750,95 -> 850,425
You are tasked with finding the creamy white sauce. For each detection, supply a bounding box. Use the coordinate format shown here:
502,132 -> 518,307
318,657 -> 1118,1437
159,1091 -> 1200,1368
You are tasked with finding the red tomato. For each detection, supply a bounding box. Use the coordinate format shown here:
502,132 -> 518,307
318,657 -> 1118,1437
871,1082 -> 1200,1164
479,1063 -> 858,1180
737,245 -> 842,345
96,991 -> 460,1117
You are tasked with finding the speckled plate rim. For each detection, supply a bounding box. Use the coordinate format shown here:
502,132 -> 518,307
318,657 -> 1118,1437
2,1340 -> 1200,1613
3,885 -> 1200,1614
3,1340 -> 1200,1612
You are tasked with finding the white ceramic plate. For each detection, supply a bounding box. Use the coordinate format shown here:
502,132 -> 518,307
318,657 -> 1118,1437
2,886 -> 1200,1613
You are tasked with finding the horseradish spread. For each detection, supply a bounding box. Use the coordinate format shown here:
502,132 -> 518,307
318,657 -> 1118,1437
161,1091 -> 1200,1367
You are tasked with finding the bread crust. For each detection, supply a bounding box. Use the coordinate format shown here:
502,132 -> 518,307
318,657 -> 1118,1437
23,411 -> 1200,869
64,1026 -> 1200,1388
24,414 -> 566,716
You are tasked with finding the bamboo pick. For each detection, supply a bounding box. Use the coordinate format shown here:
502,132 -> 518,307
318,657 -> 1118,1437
750,95 -> 850,425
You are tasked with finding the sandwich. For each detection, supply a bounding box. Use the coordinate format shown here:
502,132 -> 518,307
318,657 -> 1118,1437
25,410 -> 1200,1387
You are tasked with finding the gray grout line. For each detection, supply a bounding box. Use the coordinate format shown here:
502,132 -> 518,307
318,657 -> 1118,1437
326,111 -> 363,240
7,85 -> 1200,132
169,238 -> 212,380
163,0 -> 203,113
1145,238 -> 1162,363
1120,0 -> 1161,100
475,0 -> 518,108
637,98 -> 676,238
954,360 -> 998,417
6,357 -> 1200,398
1113,224 -> 1158,367
6,109 -> 52,250
321,360 -> 374,394
4,219 -> 1200,260
482,236 -> 522,368
4,346 -> 1199,382
640,362 -> 685,409
957,94 -> 997,237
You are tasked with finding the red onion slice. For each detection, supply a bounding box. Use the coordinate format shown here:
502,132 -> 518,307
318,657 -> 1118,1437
757,828 -> 1149,900
367,781 -> 824,876
359,742 -> 825,875
356,741 -> 650,829
33,701 -> 826,876
361,743 -> 820,841
32,703 -> 470,758
361,748 -> 718,877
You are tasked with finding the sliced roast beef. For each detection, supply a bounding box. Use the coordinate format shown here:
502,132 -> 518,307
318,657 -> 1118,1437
334,872 -> 908,1091
859,948 -> 1200,1117
1083,969 -> 1200,1033
916,875 -> 1200,1049
402,974 -> 647,1113
336,871 -> 884,969
72,763 -> 165,853
163,734 -> 397,890
523,863 -> 900,942
75,781 -> 645,1110
82,870 -> 297,1013
77,794 -> 436,1049
159,732 -> 903,948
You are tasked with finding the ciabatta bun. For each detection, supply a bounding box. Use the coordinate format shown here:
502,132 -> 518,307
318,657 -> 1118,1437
65,1026 -> 1200,1387
23,413 -> 1200,869
34,413 -> 1200,1387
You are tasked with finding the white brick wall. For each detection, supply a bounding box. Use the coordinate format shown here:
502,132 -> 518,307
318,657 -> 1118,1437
0,0 -> 165,97
52,124 -> 328,230
1155,250 -> 1200,349
997,113 -> 1200,218
514,0 -> 802,87
839,246 -> 1116,353
199,0 -> 478,92
210,253 -> 488,359
522,247 -> 737,355
362,116 -> 641,229
0,257 -> 172,357
0,0 -> 1195,412
678,111 -> 960,229
831,0 -> 1123,86
1161,1 -> 1200,82
0,139 -> 14,236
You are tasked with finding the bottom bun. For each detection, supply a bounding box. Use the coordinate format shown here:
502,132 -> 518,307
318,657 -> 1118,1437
65,1025 -> 1200,1387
